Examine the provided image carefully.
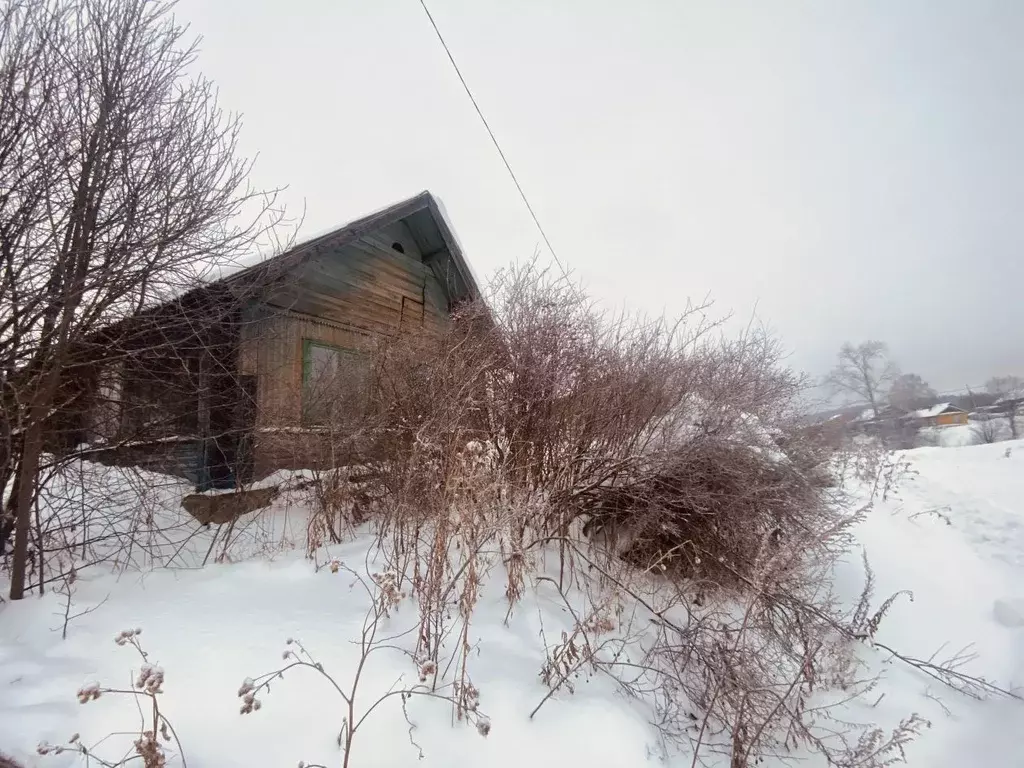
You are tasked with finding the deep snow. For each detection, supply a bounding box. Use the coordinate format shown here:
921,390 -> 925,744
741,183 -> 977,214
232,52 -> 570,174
2,441 -> 1023,766
831,440 -> 1024,766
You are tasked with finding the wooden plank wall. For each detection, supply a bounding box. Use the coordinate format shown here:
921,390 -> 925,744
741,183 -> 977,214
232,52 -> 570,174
263,231 -> 450,337
239,309 -> 368,427
240,228 -> 455,428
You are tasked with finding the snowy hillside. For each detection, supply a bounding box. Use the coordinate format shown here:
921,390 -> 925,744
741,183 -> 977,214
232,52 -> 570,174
2,442 -> 1023,767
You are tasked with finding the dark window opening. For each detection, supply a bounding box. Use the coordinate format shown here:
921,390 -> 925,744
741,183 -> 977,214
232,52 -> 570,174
391,241 -> 405,254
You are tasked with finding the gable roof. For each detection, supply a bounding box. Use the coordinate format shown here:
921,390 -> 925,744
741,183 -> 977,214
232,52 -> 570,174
80,190 -> 485,355
908,402 -> 966,419
213,190 -> 482,304
853,404 -> 905,422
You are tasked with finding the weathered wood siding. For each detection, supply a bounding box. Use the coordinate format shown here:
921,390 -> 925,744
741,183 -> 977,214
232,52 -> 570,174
235,218 -> 469,477
239,308 -> 371,427
262,229 -> 451,337
240,228 -> 455,431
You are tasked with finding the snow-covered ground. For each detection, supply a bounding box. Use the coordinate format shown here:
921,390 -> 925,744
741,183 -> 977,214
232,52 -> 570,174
918,414 -> 1019,448
2,442 -> 1023,767
831,439 -> 1024,766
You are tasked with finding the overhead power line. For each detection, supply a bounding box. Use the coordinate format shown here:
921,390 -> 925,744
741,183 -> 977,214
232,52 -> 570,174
417,0 -> 566,274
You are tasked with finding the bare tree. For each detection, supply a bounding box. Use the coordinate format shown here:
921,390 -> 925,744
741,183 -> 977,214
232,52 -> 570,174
971,415 -> 1004,445
1,0 -> 284,599
825,341 -> 899,418
888,372 -> 937,411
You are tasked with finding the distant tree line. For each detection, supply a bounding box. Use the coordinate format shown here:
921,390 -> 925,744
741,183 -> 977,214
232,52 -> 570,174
825,341 -> 1022,416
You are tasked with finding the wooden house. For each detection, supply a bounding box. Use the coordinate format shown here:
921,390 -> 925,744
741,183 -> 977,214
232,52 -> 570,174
66,191 -> 482,488
904,402 -> 969,428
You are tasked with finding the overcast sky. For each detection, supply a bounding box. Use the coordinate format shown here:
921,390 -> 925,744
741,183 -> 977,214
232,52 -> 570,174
175,0 -> 1023,393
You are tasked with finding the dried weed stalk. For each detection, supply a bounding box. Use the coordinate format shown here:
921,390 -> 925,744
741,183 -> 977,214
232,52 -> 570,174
38,628 -> 185,768
240,559 -> 489,767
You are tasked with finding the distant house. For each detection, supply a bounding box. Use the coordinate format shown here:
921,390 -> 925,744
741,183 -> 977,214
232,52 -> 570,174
993,395 -> 1024,413
850,404 -> 906,429
53,191 -> 482,489
904,402 -> 969,428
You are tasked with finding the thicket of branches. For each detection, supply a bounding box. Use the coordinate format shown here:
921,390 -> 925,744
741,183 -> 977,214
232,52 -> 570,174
285,263 -> 942,766
326,263 -> 832,584
0,0 -> 286,599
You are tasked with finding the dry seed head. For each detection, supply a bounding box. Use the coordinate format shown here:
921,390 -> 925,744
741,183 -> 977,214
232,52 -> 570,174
135,664 -> 165,694
418,660 -> 437,682
77,683 -> 102,703
239,691 -> 261,714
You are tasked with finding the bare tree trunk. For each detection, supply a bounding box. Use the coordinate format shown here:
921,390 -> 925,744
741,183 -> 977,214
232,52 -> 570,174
9,416 -> 43,599
10,358 -> 68,598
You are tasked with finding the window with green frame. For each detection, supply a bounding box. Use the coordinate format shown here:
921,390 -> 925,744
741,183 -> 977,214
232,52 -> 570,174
301,340 -> 370,425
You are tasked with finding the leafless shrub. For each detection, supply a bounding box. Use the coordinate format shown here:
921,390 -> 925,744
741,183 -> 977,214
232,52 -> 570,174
304,467 -> 376,555
287,261 -> 942,765
518,528 -> 935,767
570,437 -> 838,588
971,416 -> 1006,445
868,452 -> 915,504
50,564 -> 108,640
832,434 -> 886,491
349,262 -> 824,579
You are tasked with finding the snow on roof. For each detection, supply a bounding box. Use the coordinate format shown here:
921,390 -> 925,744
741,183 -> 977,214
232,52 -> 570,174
909,402 -> 963,419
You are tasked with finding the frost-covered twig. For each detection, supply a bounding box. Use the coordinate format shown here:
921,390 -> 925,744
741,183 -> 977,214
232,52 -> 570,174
872,641 -> 1022,701
50,565 -> 109,640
